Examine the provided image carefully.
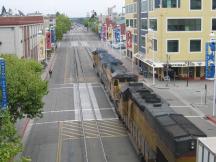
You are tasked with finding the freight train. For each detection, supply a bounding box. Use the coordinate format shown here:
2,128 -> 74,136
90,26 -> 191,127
91,48 -> 206,162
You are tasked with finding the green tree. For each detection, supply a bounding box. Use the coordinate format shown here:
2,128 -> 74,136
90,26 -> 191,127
0,55 -> 48,122
0,110 -> 22,162
56,13 -> 72,40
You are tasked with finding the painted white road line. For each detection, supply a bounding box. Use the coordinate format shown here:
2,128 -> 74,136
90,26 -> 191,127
88,83 -> 102,120
170,105 -> 191,108
50,87 -> 74,90
74,83 -> 80,121
34,118 -> 119,125
42,108 -> 114,114
185,116 -> 203,118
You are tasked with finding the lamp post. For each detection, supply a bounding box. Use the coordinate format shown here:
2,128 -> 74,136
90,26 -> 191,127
148,28 -> 155,85
210,32 -> 216,116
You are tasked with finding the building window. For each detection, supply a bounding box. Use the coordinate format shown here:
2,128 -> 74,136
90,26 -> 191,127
141,36 -> 146,47
149,19 -> 157,31
133,35 -> 138,44
149,0 -> 154,11
141,19 -> 148,30
167,19 -> 201,31
153,39 -> 157,51
130,19 -> 134,27
167,40 -> 179,52
190,0 -> 201,10
155,0 -> 161,8
162,0 -> 180,8
212,18 -> 216,30
134,19 -> 137,28
141,0 -> 148,12
190,39 -> 201,52
126,19 -> 129,27
213,0 -> 216,9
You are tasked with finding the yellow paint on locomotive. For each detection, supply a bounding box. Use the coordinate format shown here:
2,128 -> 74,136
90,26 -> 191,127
118,96 -> 197,162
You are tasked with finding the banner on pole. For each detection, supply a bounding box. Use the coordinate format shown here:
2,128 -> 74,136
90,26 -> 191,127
126,31 -> 132,48
46,32 -> 52,49
205,42 -> 216,80
114,27 -> 121,43
0,59 -> 7,109
38,34 -> 45,61
102,24 -> 107,41
108,25 -> 113,42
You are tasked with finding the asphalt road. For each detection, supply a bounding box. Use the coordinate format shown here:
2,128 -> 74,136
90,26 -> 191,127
23,25 -> 139,162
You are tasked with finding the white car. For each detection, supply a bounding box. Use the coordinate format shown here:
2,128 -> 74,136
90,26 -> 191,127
111,42 -> 126,49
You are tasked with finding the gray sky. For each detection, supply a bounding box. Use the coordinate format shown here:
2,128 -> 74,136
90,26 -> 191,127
1,0 -> 124,17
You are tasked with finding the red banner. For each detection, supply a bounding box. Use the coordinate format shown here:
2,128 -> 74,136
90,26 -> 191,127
46,32 -> 51,49
126,31 -> 132,49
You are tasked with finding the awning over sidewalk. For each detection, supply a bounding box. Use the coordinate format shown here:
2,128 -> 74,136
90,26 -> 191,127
134,53 -> 205,68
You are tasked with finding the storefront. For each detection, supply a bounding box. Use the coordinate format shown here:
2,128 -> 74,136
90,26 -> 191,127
134,53 -> 205,80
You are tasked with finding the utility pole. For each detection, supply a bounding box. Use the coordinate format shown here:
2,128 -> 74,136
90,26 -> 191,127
166,54 -> 169,87
187,61 -> 189,87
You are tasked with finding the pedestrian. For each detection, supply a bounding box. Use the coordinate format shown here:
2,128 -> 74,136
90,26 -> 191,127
49,69 -> 52,78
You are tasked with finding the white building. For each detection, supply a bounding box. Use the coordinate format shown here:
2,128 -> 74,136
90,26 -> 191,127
197,137 -> 216,162
0,16 -> 44,61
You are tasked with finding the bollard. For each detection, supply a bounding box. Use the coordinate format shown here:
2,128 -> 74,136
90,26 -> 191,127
205,84 -> 207,105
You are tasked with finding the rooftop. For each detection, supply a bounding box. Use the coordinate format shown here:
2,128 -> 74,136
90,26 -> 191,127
0,16 -> 44,26
198,137 -> 216,154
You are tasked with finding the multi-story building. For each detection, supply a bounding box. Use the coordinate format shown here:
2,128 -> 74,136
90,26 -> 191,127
0,16 -> 44,61
125,0 -> 138,59
135,0 -> 216,80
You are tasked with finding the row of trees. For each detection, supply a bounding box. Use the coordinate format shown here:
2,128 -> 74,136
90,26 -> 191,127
0,55 -> 48,161
56,12 -> 72,40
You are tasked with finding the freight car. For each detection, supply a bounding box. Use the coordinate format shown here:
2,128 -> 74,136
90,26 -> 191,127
92,48 -> 138,102
118,82 -> 206,162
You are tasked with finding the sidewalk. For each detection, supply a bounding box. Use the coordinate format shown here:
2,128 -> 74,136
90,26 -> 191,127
15,53 -> 57,139
98,40 -> 215,116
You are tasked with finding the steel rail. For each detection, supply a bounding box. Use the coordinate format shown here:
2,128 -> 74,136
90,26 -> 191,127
75,44 -> 108,162
74,46 -> 89,162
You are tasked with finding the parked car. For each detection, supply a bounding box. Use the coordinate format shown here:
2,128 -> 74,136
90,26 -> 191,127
111,42 -> 126,49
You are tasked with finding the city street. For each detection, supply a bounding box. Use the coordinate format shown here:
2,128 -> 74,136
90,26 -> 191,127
23,27 -> 139,162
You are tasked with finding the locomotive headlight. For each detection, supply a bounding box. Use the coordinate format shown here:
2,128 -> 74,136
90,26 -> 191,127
190,140 -> 195,150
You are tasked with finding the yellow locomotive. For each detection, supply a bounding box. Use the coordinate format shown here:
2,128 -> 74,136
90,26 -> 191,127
91,49 -> 206,162
92,48 -> 138,102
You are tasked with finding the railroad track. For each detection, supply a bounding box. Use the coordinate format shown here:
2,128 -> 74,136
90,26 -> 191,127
56,43 -> 108,162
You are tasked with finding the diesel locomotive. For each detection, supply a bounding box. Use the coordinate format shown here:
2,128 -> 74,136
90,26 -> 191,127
91,49 -> 206,162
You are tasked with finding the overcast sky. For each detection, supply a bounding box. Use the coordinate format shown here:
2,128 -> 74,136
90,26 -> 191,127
1,0 -> 124,17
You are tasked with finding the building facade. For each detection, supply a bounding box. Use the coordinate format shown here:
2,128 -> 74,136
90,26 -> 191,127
134,0 -> 216,80
0,16 -> 44,61
125,0 -> 138,59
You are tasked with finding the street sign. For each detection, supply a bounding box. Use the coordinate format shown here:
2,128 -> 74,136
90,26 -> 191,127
0,59 -> 7,109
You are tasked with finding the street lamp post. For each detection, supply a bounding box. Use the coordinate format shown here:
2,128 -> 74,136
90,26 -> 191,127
148,28 -> 155,85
